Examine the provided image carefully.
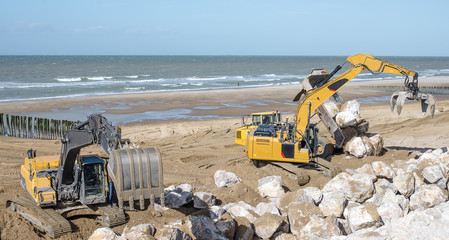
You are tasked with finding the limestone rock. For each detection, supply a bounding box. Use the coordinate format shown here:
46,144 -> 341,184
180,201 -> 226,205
345,136 -> 373,158
381,188 -> 409,216
279,187 -> 322,213
255,201 -> 280,216
253,213 -> 288,239
287,201 -> 323,235
299,215 -> 342,239
368,134 -> 383,156
88,227 -> 118,240
409,184 -> 447,211
189,216 -> 227,240
377,202 -> 404,223
193,191 -> 216,209
323,101 -> 341,118
355,163 -> 377,181
258,175 -> 285,198
393,172 -> 415,198
165,184 -> 193,208
122,224 -> 156,240
372,161 -> 396,179
346,173 -> 375,203
347,203 -> 382,232
341,100 -> 361,115
422,165 -> 445,184
336,111 -> 357,128
319,191 -> 347,217
223,201 -> 258,223
214,170 -> 241,188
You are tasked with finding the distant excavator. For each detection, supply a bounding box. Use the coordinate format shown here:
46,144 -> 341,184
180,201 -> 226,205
7,114 -> 164,238
245,54 -> 436,185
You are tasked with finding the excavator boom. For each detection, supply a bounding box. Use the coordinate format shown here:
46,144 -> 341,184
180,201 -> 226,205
294,54 -> 436,141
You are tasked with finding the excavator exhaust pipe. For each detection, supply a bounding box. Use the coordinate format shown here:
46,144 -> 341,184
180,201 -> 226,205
108,147 -> 164,210
390,90 -> 436,118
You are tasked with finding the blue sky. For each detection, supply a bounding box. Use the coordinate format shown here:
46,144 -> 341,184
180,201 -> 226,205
1,1 -> 448,56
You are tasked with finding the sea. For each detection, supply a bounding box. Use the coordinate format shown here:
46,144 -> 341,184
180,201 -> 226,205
1,55 -> 449,103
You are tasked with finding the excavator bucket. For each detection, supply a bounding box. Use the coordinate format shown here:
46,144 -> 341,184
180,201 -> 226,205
390,90 -> 436,118
108,147 -> 164,210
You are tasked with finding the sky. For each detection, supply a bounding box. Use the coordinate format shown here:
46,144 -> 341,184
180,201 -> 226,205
1,1 -> 448,56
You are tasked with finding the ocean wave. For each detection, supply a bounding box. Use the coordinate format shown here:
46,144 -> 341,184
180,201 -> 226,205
87,76 -> 112,81
124,87 -> 145,90
185,76 -> 227,81
56,77 -> 82,82
124,75 -> 139,79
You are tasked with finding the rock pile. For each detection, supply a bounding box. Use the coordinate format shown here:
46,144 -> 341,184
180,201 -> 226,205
89,148 -> 449,239
323,99 -> 384,158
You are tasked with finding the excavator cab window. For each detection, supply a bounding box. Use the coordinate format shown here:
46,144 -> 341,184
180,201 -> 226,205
80,155 -> 106,204
252,115 -> 262,126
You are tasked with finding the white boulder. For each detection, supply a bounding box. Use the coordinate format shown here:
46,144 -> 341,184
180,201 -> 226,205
347,203 -> 383,232
258,175 -> 285,198
409,184 -> 447,211
214,170 -> 241,187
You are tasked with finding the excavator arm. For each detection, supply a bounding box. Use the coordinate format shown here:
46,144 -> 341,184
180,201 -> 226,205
294,54 -> 436,141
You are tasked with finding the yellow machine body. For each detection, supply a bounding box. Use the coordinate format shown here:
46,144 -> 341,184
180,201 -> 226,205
246,54 -> 430,164
20,155 -> 59,207
235,111 -> 282,146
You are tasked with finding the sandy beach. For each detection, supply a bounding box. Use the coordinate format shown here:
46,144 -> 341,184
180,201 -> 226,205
1,77 -> 449,239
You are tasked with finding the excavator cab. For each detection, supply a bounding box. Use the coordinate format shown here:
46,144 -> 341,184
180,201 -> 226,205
79,155 -> 107,205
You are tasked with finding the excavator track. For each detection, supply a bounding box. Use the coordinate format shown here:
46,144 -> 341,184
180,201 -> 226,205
94,205 -> 127,227
311,157 -> 341,178
269,161 -> 311,186
6,197 -> 72,238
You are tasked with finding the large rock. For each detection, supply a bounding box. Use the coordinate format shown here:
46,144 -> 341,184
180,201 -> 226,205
344,136 -> 374,158
258,175 -> 285,198
255,202 -> 280,216
381,188 -> 409,216
188,216 -> 227,240
341,100 -> 361,115
346,173 -> 375,203
422,165 -> 445,184
372,161 -> 396,179
409,184 -> 447,211
223,201 -> 259,223
299,215 -> 342,239
347,203 -> 383,232
122,224 -> 156,240
214,170 -> 241,187
368,134 -> 383,156
165,184 -> 193,208
356,163 -> 377,181
209,206 -> 226,220
88,228 -> 118,240
287,201 -> 323,235
319,191 -> 347,217
393,172 -> 415,198
278,187 -> 322,214
323,101 -> 341,118
253,213 -> 288,239
336,111 -> 357,128
193,191 -> 216,209
377,202 -> 404,223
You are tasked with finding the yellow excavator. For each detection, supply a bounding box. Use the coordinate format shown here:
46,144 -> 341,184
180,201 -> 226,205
235,111 -> 282,146
245,54 -> 436,184
6,114 -> 164,238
